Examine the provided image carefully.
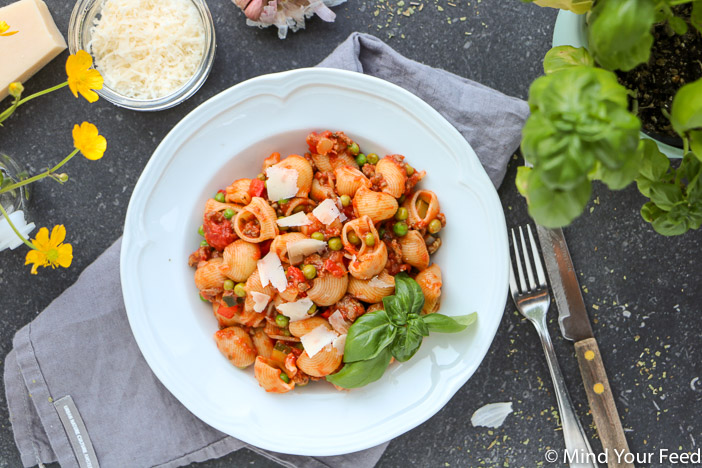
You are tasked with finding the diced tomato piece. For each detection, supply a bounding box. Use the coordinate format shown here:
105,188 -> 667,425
323,258 -> 345,277
259,239 -> 272,257
203,211 -> 236,251
287,266 -> 305,283
320,309 -> 332,319
248,179 -> 265,198
217,303 -> 241,319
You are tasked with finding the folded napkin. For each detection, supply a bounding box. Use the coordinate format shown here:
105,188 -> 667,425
4,32 -> 529,468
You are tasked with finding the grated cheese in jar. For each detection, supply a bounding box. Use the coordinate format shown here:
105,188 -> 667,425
89,0 -> 206,100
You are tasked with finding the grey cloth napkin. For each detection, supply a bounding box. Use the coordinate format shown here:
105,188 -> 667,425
3,32 -> 529,468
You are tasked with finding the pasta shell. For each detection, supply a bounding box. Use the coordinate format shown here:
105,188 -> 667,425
406,190 -> 440,229
399,230 -> 430,271
343,215 -> 388,279
310,153 -> 333,173
289,317 -> 332,338
415,264 -> 442,314
263,320 -> 301,342
221,240 -> 260,282
334,166 -> 371,197
348,271 -> 395,303
296,346 -> 343,377
366,302 -> 384,314
244,270 -> 276,313
275,155 -> 313,197
254,356 -> 295,393
234,197 -> 279,243
262,152 -> 281,172
225,178 -> 252,205
204,199 -> 244,215
269,232 -> 307,264
283,197 -> 317,216
307,274 -> 349,306
212,299 -> 239,328
353,187 -> 398,224
251,328 -> 275,358
214,326 -> 257,368
310,176 -> 336,202
376,157 -> 407,198
195,258 -> 227,291
330,152 -> 359,171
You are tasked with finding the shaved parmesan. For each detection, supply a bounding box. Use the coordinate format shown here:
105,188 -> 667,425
333,334 -> 347,354
369,275 -> 393,288
312,198 -> 341,225
471,402 -> 513,428
277,297 -> 315,322
266,165 -> 299,202
301,325 -> 338,358
287,238 -> 327,264
328,310 -> 350,335
276,211 -> 311,227
257,251 -> 288,292
251,292 -> 271,313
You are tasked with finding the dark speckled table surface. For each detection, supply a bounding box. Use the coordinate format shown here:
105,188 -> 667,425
1,1 -> 701,467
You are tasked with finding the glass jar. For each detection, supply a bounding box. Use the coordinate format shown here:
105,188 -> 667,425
0,153 -> 35,251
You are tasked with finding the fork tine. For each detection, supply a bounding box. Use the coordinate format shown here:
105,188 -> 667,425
519,226 -> 537,291
527,225 -> 547,287
508,257 -> 519,297
510,228 -> 527,293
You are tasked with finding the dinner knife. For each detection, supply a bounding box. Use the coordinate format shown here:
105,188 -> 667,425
536,225 -> 634,468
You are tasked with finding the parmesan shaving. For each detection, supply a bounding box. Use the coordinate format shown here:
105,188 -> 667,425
287,239 -> 327,264
277,297 -> 315,322
471,402 -> 513,428
369,275 -> 393,288
257,251 -> 288,292
90,0 -> 206,100
328,310 -> 350,335
312,198 -> 341,225
251,292 -> 271,313
266,165 -> 299,201
300,325 -> 338,358
332,334 -> 347,354
276,211 -> 311,227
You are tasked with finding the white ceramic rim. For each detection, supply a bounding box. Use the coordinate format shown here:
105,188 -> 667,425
120,68 -> 509,455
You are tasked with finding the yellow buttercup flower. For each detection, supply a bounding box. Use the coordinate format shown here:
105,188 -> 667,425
0,20 -> 18,36
25,225 -> 73,274
73,122 -> 106,160
66,50 -> 103,103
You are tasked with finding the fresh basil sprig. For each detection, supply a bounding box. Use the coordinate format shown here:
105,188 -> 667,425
326,272 -> 477,389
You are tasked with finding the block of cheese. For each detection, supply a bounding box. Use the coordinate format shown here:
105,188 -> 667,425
0,0 -> 66,102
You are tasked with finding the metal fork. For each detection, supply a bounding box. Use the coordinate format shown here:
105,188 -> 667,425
509,225 -> 597,468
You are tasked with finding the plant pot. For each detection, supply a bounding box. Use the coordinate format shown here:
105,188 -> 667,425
0,153 -> 35,251
552,10 -> 685,159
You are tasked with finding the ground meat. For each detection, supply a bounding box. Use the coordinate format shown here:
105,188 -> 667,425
203,211 -> 237,251
361,162 -> 376,179
322,251 -> 346,277
242,219 -> 261,238
405,170 -> 426,195
188,246 -> 212,267
385,238 -> 411,275
331,294 -> 366,322
306,130 -> 353,157
369,172 -> 387,192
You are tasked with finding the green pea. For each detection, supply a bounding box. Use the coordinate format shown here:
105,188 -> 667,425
428,218 -> 442,234
223,279 -> 235,290
281,329 -> 291,336
279,372 -> 291,383
256,173 -> 266,181
348,142 -> 360,155
393,221 -> 408,237
275,314 -> 290,328
395,207 -> 409,221
347,231 -> 361,245
311,231 -> 325,241
328,237 -> 343,251
405,164 -> 415,176
340,194 -> 351,207
355,153 -> 367,166
367,153 -> 379,164
307,304 -> 318,315
199,293 -> 208,302
234,282 -> 247,297
198,225 -> 205,236
223,208 -> 235,219
214,192 -> 225,203
364,233 -> 376,246
200,240 -> 209,247
302,264 -> 317,280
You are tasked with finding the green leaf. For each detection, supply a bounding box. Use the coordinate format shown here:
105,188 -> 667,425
692,0 -> 702,35
390,320 -> 425,362
326,348 -> 392,389
689,130 -> 702,162
638,140 -> 670,181
587,0 -> 656,71
393,272 -> 425,316
516,166 -> 530,197
671,78 -> 702,137
668,15 -> 688,35
525,172 -> 592,228
423,312 -> 478,333
641,201 -> 664,223
651,205 -> 694,236
531,0 -> 593,14
648,182 -> 683,211
382,295 -> 406,326
343,310 -> 396,363
543,46 -> 594,74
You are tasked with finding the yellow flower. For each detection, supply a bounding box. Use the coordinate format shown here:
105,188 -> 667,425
0,20 -> 18,36
25,225 -> 73,274
73,122 -> 106,160
66,50 -> 103,103
8,82 -> 23,99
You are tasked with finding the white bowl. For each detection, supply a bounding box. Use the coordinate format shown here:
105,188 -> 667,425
121,68 -> 509,456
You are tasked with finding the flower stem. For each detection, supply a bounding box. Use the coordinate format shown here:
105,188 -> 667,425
0,81 -> 69,123
0,202 -> 36,250
0,148 -> 79,194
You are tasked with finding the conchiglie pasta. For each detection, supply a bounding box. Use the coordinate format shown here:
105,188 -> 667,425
262,152 -> 281,172
254,356 -> 295,393
214,326 -> 257,368
415,264 -> 442,314
212,299 -> 239,328
234,197 -> 279,243
204,198 -> 244,215
195,258 -> 227,291
251,328 -> 275,358
225,178 -> 252,205
348,271 -> 395,303
353,187 -> 398,224
296,346 -> 343,377
329,152 -> 359,170
406,190 -> 440,229
221,240 -> 260,282
244,270 -> 275,313
376,157 -> 407,198
283,197 -> 317,216
310,176 -> 336,202
399,230 -> 430,271
310,153 -> 333,173
343,216 -> 387,279
269,232 -> 307,264
275,155 -> 314,197
307,274 -> 349,306
289,317 -> 332,338
334,166 -> 371,197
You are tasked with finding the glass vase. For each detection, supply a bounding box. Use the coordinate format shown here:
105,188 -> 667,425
0,153 -> 35,251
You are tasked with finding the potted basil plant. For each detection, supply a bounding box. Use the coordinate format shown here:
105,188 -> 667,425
517,0 -> 702,236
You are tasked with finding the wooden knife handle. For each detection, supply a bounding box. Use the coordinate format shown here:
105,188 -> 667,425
574,337 -> 633,468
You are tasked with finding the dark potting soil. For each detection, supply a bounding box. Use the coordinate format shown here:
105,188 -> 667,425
616,5 -> 702,148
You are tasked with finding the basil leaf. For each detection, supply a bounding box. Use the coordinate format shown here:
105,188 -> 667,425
343,310 -> 396,363
693,0 -> 702,35
390,321 -> 425,362
531,0 -> 593,15
671,78 -> 702,137
394,272 -> 425,316
383,295 -> 406,326
524,171 -> 592,228
648,183 -> 683,211
423,312 -> 477,333
543,45 -> 594,75
326,348 -> 392,389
